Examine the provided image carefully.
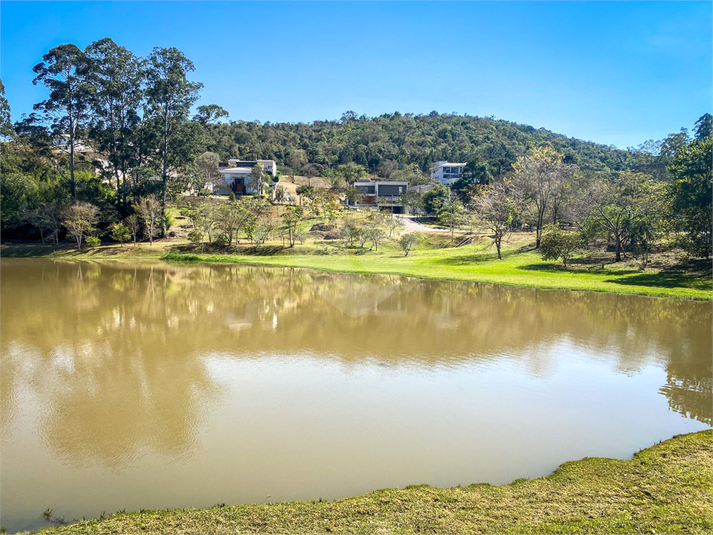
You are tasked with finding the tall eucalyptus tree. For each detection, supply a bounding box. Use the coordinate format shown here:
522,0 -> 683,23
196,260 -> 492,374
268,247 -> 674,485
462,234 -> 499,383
144,47 -> 203,232
32,44 -> 93,198
84,38 -> 145,207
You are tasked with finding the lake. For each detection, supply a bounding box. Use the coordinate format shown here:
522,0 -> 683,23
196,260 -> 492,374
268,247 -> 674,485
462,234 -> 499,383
1,258 -> 710,533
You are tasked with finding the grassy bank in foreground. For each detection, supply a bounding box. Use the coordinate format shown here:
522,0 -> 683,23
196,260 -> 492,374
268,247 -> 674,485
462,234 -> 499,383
31,431 -> 712,535
3,233 -> 711,300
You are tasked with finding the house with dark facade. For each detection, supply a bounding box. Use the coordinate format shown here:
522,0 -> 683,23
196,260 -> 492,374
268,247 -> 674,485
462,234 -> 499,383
348,181 -> 409,213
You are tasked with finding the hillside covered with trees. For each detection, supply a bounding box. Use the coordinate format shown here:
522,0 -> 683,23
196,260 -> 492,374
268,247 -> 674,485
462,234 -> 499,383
1,38 -> 711,265
201,110 -> 677,181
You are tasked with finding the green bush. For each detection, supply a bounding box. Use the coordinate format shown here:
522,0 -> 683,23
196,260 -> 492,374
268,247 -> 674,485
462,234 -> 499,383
212,233 -> 229,247
86,236 -> 101,248
188,229 -> 203,245
540,225 -> 582,267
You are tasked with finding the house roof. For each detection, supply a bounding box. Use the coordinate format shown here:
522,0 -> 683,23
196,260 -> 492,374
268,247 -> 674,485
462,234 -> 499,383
432,162 -> 466,169
219,167 -> 254,173
353,181 -> 408,186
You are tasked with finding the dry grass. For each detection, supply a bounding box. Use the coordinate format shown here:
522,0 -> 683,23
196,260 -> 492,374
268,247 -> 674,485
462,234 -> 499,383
30,431 -> 712,534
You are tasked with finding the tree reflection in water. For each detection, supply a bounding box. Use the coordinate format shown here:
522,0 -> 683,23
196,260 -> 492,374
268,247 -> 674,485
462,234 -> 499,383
1,259 -> 710,471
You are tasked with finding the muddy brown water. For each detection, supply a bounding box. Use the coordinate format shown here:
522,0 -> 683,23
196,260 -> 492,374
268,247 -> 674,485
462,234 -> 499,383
1,258 -> 710,532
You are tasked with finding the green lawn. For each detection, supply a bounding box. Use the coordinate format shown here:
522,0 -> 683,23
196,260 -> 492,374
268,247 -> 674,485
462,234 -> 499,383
3,233 -> 711,300
161,235 -> 711,300
30,430 -> 713,535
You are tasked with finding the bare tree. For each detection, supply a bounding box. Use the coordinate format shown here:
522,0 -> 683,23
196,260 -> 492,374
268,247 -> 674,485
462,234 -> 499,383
134,195 -> 161,245
25,202 -> 63,245
472,181 -> 517,260
63,202 -> 99,250
511,146 -> 577,247
248,163 -> 267,195
196,151 -> 221,194
125,213 -> 141,245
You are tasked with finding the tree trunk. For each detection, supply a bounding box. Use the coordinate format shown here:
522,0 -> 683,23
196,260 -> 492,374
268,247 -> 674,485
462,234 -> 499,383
615,234 -> 622,262
161,112 -> 169,236
535,202 -> 546,248
69,122 -> 76,199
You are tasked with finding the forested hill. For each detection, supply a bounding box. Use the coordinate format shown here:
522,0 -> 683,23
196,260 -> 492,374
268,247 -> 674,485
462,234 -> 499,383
201,112 -> 659,177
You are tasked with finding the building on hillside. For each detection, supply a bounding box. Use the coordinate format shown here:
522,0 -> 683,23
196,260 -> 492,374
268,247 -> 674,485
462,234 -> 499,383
430,161 -> 466,185
214,159 -> 277,195
348,181 -> 409,213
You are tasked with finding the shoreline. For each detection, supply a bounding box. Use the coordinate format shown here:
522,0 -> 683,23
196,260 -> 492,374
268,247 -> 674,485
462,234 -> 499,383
26,430 -> 713,535
2,242 -> 711,301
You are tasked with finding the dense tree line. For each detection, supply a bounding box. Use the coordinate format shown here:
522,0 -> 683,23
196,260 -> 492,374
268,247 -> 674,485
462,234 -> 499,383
0,38 -> 710,261
1,39 -> 209,240
200,110 -> 683,180
455,116 -> 712,263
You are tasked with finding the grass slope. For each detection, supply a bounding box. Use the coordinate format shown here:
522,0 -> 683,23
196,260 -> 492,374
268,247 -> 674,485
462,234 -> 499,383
31,430 -> 713,535
3,233 -> 711,300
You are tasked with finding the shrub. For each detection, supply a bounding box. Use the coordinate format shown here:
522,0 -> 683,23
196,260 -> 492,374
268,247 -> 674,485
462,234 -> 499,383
212,233 -> 229,247
188,229 -> 203,247
540,225 -> 582,267
86,236 -> 101,247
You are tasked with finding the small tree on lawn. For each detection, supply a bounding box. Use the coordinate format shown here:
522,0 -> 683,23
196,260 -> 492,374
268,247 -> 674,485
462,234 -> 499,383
438,195 -> 466,239
24,202 -> 63,245
281,206 -> 304,247
341,219 -> 361,247
399,233 -> 418,256
387,215 -> 401,237
63,202 -> 99,250
540,224 -> 582,267
357,227 -> 371,249
111,222 -> 131,248
366,227 -> 386,251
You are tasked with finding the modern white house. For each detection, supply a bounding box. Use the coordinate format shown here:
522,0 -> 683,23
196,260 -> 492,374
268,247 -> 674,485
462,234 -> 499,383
214,159 -> 278,196
349,181 -> 409,213
430,161 -> 466,185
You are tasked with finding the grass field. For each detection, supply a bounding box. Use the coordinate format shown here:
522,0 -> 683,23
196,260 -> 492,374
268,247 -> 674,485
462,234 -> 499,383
29,430 -> 712,534
3,231 -> 711,300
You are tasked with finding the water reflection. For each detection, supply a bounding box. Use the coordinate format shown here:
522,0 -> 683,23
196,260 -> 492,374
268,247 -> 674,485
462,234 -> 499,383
2,259 -> 711,462
0,259 -> 710,532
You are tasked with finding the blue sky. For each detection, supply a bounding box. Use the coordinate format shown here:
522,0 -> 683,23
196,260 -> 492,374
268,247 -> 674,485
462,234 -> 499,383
1,1 -> 711,149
